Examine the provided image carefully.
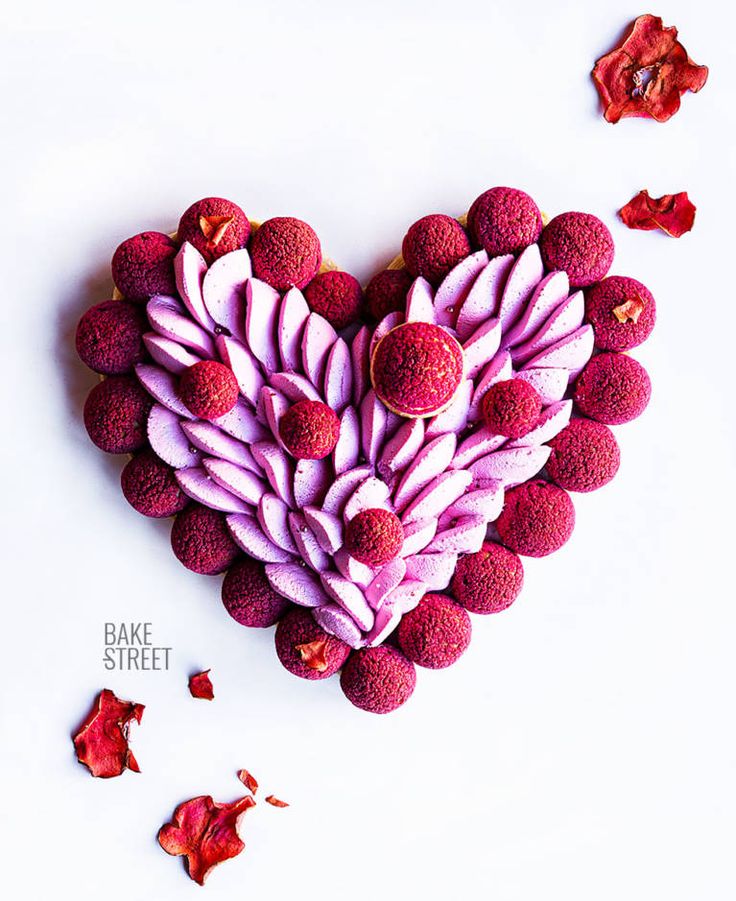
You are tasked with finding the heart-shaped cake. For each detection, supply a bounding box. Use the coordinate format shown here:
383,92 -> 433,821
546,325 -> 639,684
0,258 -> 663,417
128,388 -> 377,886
77,190 -> 654,713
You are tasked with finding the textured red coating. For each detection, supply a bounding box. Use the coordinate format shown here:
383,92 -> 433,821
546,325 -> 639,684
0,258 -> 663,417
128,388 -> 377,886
177,197 -> 250,263
121,449 -> 190,518
279,399 -> 340,460
274,607 -> 350,680
619,190 -> 696,238
304,270 -> 364,329
76,300 -> 147,374
170,503 -> 240,575
397,593 -> 472,669
111,231 -> 178,300
250,217 -> 322,290
83,375 -> 153,454
451,542 -> 524,614
340,645 -> 416,714
179,361 -> 239,420
547,418 -> 621,492
221,557 -> 290,628
482,378 -> 542,438
585,276 -> 656,351
540,212 -> 614,288
365,268 -> 414,320
467,186 -> 543,257
573,352 -> 651,425
73,689 -> 144,778
345,508 -> 404,566
371,321 -> 464,417
401,214 -> 471,287
496,480 -> 575,557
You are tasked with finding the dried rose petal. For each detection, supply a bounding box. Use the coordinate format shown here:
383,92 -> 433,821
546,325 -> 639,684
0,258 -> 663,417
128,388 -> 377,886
295,637 -> 330,672
237,768 -> 259,795
619,190 -> 696,237
265,795 -> 289,808
592,14 -> 708,123
72,689 -> 144,778
158,794 -> 256,885
188,669 -> 214,700
612,297 -> 645,323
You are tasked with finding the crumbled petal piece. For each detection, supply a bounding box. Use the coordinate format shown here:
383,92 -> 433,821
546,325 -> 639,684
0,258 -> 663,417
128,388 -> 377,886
295,638 -> 330,672
619,190 -> 696,237
265,795 -> 289,808
188,670 -> 214,700
72,689 -> 144,778
237,769 -> 259,795
158,794 -> 256,885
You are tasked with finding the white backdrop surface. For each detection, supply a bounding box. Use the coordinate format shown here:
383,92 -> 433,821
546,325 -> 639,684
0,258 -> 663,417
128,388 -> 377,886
1,1 -> 735,899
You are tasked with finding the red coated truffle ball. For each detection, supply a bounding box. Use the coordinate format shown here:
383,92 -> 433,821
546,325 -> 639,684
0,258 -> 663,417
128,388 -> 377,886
250,217 -> 322,291
275,607 -> 350,680
584,276 -> 656,352
371,321 -> 464,418
340,645 -> 416,714
76,300 -> 148,375
170,503 -> 240,575
540,212 -> 614,288
451,542 -> 524,614
397,593 -> 472,669
111,231 -> 178,300
121,449 -> 190,518
546,418 -> 620,492
83,375 -> 153,454
345,508 -> 404,567
467,186 -> 543,257
279,400 -> 340,460
496,480 -> 575,557
304,270 -> 364,330
402,214 -> 471,287
179,361 -> 239,420
365,268 -> 414,320
482,378 -> 542,439
221,558 -> 290,628
177,197 -> 251,264
573,352 -> 651,425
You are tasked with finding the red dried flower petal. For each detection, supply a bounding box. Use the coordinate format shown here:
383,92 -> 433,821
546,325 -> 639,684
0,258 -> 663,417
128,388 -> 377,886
158,794 -> 256,885
199,214 -> 234,246
612,296 -> 645,323
237,769 -> 259,795
295,637 -> 330,672
592,14 -> 708,123
188,669 -> 214,700
265,795 -> 289,808
619,190 -> 696,237
72,689 -> 144,778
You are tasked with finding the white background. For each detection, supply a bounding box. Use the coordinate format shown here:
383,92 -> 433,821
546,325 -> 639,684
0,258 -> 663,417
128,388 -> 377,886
1,1 -> 735,898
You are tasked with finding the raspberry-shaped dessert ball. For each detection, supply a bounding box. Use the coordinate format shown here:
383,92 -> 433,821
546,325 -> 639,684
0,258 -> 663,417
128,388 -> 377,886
275,607 -> 350,680
365,268 -> 414,320
397,593 -> 472,669
111,231 -> 178,300
540,212 -> 614,288
279,400 -> 340,460
451,542 -> 524,614
304,270 -> 364,329
170,504 -> 240,575
482,378 -> 542,438
340,645 -> 416,713
251,217 -> 322,291
585,276 -> 656,352
76,300 -> 147,375
402,214 -> 471,287
467,186 -> 543,257
121,449 -> 189,518
83,375 -> 153,454
573,353 -> 651,425
222,558 -> 290,628
177,197 -> 250,264
345,508 -> 404,566
371,321 -> 464,418
496,480 -> 575,557
546,418 -> 620,492
179,361 -> 239,420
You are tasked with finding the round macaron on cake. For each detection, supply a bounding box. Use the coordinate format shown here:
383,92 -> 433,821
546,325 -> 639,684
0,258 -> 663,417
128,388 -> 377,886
76,189 -> 654,713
